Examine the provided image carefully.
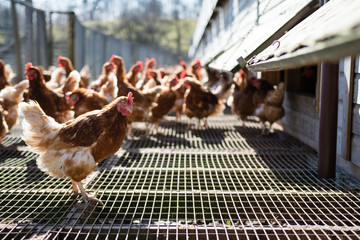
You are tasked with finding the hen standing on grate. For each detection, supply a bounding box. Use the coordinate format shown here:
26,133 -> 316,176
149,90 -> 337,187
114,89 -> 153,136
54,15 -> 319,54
19,92 -> 134,206
182,77 -> 225,128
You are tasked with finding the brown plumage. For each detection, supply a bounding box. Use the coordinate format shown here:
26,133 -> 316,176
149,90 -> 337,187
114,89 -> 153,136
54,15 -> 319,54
143,70 -> 161,90
57,56 -> 88,88
183,77 -> 224,127
0,59 -> 11,91
79,65 -> 91,88
171,78 -> 187,120
139,58 -> 156,89
231,73 -> 274,125
127,86 -> 162,136
66,88 -> 109,117
57,56 -> 75,78
110,55 -> 146,104
0,103 -> 8,143
204,66 -> 221,88
231,81 -> 258,122
150,86 -> 177,133
89,62 -> 115,92
110,55 -> 162,136
19,92 -> 134,205
99,73 -> 118,103
0,80 -> 29,130
25,63 -> 73,123
126,61 -> 143,87
255,82 -> 285,134
190,59 -> 204,81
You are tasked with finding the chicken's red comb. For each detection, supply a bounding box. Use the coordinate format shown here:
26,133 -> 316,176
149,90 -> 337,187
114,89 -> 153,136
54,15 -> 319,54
180,69 -> 187,79
179,61 -> 185,66
151,58 -> 156,64
136,61 -> 143,69
127,92 -> 134,103
25,62 -> 32,72
195,59 -> 201,65
65,92 -> 72,101
110,55 -> 116,61
240,69 -> 245,74
146,69 -> 153,78
57,56 -> 63,62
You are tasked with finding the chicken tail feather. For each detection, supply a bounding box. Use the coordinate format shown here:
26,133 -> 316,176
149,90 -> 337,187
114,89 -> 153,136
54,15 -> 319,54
61,70 -> 81,94
18,101 -> 62,152
265,82 -> 285,106
210,101 -> 225,116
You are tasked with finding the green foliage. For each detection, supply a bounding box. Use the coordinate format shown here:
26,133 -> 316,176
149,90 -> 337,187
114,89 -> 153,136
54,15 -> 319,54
83,18 -> 196,55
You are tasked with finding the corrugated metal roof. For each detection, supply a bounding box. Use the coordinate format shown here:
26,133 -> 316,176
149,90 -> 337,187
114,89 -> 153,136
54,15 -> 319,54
247,0 -> 360,72
188,0 -> 219,57
208,0 -> 316,72
198,0 -> 258,66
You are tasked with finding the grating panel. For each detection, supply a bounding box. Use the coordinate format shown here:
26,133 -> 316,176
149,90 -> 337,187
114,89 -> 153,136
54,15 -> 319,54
1,112 -> 360,239
122,116 -> 310,153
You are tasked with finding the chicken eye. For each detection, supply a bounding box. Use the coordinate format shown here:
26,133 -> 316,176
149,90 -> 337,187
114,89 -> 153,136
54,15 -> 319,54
122,101 -> 126,105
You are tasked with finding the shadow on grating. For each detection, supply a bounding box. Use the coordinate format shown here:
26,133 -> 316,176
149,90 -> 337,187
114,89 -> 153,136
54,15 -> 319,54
1,113 -> 360,239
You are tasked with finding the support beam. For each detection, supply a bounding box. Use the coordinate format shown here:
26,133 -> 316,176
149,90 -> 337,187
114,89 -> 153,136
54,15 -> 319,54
49,12 -> 53,66
68,12 -> 75,65
11,0 -> 22,83
318,62 -> 339,179
25,0 -> 33,63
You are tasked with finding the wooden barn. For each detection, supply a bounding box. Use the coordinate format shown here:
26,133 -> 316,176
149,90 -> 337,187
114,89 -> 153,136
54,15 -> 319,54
189,0 -> 360,179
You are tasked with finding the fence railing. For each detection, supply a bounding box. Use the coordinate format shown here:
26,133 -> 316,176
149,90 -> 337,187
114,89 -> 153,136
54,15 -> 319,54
1,0 -> 180,82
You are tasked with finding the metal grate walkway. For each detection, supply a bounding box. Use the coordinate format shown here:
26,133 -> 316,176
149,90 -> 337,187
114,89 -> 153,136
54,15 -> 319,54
1,111 -> 360,239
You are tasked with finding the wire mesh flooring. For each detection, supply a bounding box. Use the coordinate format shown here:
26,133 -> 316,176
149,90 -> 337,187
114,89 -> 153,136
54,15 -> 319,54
1,111 -> 360,240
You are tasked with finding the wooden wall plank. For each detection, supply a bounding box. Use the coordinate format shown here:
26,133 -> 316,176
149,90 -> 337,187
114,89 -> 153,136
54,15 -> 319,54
282,92 -> 319,149
351,134 -> 360,167
352,104 -> 360,135
353,73 -> 360,104
340,56 -> 354,160
349,55 -> 360,166
355,55 -> 360,73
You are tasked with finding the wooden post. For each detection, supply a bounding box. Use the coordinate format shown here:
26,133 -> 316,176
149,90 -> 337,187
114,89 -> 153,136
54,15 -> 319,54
10,0 -> 22,83
35,10 -> 41,65
318,62 -> 339,179
25,0 -> 33,63
49,12 -> 53,66
39,10 -> 49,68
68,12 -> 75,66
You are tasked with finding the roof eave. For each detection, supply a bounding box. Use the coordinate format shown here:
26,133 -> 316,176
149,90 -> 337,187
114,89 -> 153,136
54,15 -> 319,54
247,34 -> 360,72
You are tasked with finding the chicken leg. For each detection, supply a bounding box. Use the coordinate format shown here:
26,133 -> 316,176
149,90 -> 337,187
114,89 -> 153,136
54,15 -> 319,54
71,179 -> 79,195
77,181 -> 104,206
69,179 -> 95,195
127,124 -> 134,137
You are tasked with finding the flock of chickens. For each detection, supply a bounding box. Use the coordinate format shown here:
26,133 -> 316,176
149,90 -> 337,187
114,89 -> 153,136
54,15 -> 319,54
0,56 -> 285,205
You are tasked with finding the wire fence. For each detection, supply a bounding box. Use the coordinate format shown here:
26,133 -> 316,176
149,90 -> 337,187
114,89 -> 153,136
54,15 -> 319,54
1,0 -> 180,82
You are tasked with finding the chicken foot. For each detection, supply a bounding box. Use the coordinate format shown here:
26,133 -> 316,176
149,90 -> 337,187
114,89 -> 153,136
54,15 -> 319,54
77,181 -> 104,206
153,122 -> 164,135
261,122 -> 267,135
202,118 -> 208,128
260,122 -> 272,135
69,179 -> 95,196
144,122 -> 150,136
